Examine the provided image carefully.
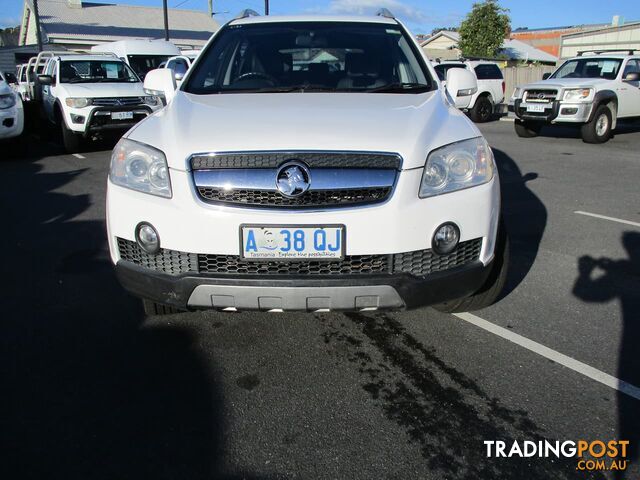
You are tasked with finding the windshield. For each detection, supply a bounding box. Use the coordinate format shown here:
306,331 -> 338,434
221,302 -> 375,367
550,58 -> 623,80
59,60 -> 139,83
127,54 -> 171,79
185,22 -> 433,94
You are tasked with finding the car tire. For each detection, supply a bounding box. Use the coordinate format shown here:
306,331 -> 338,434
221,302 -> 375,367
581,105 -> 612,144
433,223 -> 509,313
61,120 -> 82,153
514,119 -> 542,138
142,299 -> 183,316
469,95 -> 493,123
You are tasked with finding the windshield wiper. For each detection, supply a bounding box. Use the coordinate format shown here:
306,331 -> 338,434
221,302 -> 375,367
368,82 -> 431,93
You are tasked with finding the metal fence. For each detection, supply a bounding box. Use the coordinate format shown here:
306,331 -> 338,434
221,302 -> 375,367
501,65 -> 557,98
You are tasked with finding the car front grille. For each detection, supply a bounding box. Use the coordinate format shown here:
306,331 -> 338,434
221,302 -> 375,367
191,151 -> 401,209
392,238 -> 482,276
190,152 -> 402,170
92,97 -> 143,106
117,238 -> 198,275
117,238 -> 482,277
196,186 -> 391,208
523,90 -> 557,103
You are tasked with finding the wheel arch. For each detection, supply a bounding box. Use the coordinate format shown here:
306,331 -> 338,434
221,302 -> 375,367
590,90 -> 618,129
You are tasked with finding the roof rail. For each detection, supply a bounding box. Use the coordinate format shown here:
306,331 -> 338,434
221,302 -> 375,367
376,8 -> 395,19
234,9 -> 260,20
577,49 -> 637,56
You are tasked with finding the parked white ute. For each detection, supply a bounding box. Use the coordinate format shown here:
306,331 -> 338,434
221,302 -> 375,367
107,11 -> 509,315
510,50 -> 640,143
433,59 -> 506,122
38,54 -> 162,152
0,75 -> 24,142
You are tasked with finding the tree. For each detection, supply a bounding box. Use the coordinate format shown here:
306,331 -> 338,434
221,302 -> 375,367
458,0 -> 510,58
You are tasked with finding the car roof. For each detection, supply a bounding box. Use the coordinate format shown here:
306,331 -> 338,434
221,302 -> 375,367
57,55 -> 123,62
230,14 -> 398,26
568,54 -> 639,60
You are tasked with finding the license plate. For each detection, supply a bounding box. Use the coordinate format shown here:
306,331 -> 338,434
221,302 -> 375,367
241,225 -> 344,260
526,104 -> 546,113
111,111 -> 133,120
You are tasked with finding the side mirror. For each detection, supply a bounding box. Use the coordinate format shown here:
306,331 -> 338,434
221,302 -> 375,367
38,74 -> 53,86
144,68 -> 177,104
542,73 -> 551,80
624,71 -> 640,82
446,68 -> 477,109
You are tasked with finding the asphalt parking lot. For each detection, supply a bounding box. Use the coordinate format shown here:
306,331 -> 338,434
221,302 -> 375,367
1,119 -> 639,479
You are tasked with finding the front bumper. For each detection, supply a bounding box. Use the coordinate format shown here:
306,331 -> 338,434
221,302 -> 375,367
512,99 -> 593,124
116,258 -> 492,311
66,105 -> 154,135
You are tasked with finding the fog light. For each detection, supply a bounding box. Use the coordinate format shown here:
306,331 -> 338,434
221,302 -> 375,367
432,222 -> 460,255
71,114 -> 85,124
561,108 -> 578,115
136,222 -> 160,254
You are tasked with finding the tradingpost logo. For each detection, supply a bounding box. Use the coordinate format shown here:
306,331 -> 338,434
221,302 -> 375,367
484,440 -> 630,472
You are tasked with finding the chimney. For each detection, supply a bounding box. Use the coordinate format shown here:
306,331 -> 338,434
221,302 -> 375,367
67,0 -> 83,8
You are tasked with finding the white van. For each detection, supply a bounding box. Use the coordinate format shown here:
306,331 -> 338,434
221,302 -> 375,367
91,40 -> 180,79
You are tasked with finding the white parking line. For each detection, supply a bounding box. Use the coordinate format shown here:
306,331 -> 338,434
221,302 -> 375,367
454,312 -> 640,401
574,210 -> 640,228
499,117 -> 515,122
72,153 -> 86,159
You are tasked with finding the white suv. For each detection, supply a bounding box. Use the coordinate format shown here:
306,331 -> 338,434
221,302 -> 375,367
0,74 -> 24,142
37,54 -> 162,152
510,51 -> 640,143
107,12 -> 508,315
433,60 -> 506,122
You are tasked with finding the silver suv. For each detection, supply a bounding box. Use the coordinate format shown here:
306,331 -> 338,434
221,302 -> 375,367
510,50 -> 640,143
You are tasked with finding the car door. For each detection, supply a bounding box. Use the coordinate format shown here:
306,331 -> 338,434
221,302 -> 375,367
616,59 -> 640,118
41,59 -> 57,122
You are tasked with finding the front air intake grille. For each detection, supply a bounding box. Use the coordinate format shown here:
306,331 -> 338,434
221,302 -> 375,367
392,238 -> 482,276
117,238 -> 482,277
198,254 -> 390,275
523,90 -> 557,103
92,97 -> 143,106
191,151 -> 402,170
117,238 -> 198,275
197,187 -> 391,208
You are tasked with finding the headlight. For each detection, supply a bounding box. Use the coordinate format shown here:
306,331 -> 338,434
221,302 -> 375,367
143,95 -> 160,106
65,97 -> 92,108
563,88 -> 593,102
109,138 -> 172,198
419,137 -> 494,199
0,93 -> 16,109
511,87 -> 522,99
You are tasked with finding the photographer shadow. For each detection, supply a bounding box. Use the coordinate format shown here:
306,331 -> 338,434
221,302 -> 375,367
572,232 -> 640,478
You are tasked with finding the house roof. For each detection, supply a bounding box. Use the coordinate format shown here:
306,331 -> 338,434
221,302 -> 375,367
27,0 -> 218,46
420,30 -> 460,46
501,38 -> 558,62
421,31 -> 557,62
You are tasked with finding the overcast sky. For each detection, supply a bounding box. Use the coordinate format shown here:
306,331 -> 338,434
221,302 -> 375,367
2,0 -> 640,34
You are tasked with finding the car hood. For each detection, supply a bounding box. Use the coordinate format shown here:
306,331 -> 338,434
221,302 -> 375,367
520,78 -> 613,90
128,90 -> 480,171
61,82 -> 146,98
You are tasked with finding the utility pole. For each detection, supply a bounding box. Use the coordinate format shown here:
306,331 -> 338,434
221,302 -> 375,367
208,0 -> 213,17
163,0 -> 169,41
33,0 -> 43,52
264,0 -> 269,15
